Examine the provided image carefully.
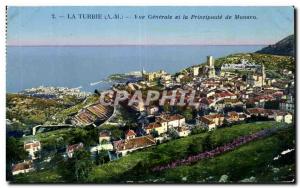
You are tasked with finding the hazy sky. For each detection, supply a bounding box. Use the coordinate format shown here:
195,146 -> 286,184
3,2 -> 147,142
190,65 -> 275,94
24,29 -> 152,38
7,6 -> 294,46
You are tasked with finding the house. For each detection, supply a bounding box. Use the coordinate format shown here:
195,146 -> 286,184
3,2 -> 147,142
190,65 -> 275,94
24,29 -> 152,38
113,135 -> 156,156
175,74 -> 184,83
199,97 -> 214,109
193,66 -> 200,76
125,130 -> 137,140
238,112 -> 248,121
143,70 -> 167,82
272,111 -> 293,124
283,113 -> 293,124
215,90 -> 237,100
24,140 -> 41,160
146,105 -> 159,115
226,111 -> 239,122
204,114 -> 225,126
156,114 -> 186,129
98,131 -> 113,150
197,116 -> 216,131
215,98 -> 244,111
12,161 -> 34,176
160,74 -> 172,84
246,108 -> 265,117
66,143 -> 84,158
174,126 -> 191,137
99,131 -> 111,144
246,108 -> 293,124
197,114 -> 225,130
144,122 -> 168,135
223,98 -> 243,106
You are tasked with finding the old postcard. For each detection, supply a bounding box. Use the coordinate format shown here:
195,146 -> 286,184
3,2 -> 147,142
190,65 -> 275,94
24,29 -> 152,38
6,6 -> 295,183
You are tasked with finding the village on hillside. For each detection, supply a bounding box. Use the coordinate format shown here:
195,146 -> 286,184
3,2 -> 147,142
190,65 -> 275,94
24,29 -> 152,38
8,54 -> 295,180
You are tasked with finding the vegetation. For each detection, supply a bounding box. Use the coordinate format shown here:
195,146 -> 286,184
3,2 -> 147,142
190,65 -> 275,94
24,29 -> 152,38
87,121 -> 285,183
58,150 -> 93,182
108,73 -> 127,81
11,121 -> 294,183
157,127 -> 294,183
6,94 -> 66,126
6,137 -> 29,180
13,169 -> 63,183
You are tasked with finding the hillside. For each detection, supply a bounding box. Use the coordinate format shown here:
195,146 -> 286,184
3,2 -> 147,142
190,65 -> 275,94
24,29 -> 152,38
185,52 -> 295,75
13,121 -> 295,183
256,35 -> 294,56
214,53 -> 295,73
6,93 -> 99,136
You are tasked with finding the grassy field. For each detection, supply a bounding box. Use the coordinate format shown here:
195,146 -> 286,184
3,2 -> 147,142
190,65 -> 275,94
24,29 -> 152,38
154,127 -> 294,183
13,169 -> 63,183
12,121 -> 294,183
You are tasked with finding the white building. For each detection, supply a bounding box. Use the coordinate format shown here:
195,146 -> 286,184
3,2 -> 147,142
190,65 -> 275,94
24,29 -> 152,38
24,140 -> 41,160
193,66 -> 200,76
157,114 -> 186,129
113,134 -> 156,156
144,122 -> 168,135
174,126 -> 191,137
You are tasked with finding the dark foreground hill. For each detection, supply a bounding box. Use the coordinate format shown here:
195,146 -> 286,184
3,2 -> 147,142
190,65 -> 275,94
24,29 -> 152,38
256,35 -> 294,56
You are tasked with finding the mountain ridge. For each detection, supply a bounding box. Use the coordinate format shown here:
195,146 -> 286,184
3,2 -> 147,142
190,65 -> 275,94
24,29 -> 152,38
256,35 -> 294,56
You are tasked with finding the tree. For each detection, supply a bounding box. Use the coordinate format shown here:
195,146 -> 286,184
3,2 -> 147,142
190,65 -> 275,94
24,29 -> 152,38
150,129 -> 159,138
187,139 -> 203,155
6,137 -> 28,180
162,104 -> 171,112
58,150 -> 93,182
94,89 -> 100,96
264,100 -> 279,109
202,133 -> 212,151
182,108 -> 194,122
191,126 -> 207,135
6,137 -> 28,164
95,150 -> 110,165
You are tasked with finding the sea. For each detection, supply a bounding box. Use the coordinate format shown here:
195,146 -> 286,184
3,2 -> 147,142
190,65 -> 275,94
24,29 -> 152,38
6,45 -> 265,93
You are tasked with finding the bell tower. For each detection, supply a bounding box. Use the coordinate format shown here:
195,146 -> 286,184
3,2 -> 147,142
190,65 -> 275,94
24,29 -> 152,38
207,56 -> 215,78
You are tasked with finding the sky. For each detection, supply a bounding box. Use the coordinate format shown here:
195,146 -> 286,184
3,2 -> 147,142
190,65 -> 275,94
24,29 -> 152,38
6,6 -> 294,46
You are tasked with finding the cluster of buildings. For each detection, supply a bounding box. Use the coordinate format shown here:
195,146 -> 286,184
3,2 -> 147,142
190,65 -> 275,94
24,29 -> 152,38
21,86 -> 90,99
11,54 -> 295,176
123,55 -> 294,131
90,114 -> 189,157
11,140 -> 41,175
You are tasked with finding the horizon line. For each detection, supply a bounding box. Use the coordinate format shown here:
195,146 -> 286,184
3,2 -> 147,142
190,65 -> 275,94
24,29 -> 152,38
6,44 -> 268,47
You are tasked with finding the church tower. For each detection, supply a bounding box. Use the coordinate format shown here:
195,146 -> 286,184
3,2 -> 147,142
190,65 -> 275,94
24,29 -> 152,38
207,56 -> 215,78
261,64 -> 266,86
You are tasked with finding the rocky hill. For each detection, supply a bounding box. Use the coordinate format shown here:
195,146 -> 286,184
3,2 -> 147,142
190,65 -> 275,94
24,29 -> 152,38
256,35 -> 294,56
